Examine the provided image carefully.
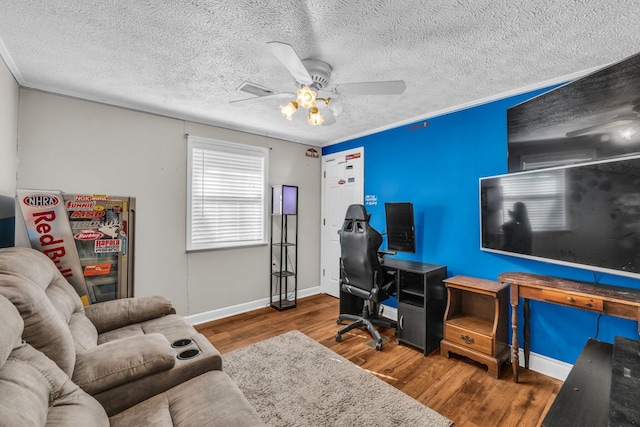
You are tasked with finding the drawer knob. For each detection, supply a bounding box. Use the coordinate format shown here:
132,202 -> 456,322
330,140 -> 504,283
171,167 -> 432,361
567,296 -> 575,303
460,334 -> 475,344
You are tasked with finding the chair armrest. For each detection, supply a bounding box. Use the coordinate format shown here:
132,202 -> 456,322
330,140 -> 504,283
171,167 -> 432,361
381,278 -> 396,294
73,333 -> 175,395
84,296 -> 175,333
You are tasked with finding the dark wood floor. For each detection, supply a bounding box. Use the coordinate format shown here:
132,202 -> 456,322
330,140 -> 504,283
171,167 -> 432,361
195,294 -> 561,427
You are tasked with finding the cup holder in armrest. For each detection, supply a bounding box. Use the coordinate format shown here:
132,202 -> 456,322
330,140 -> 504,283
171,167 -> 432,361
177,349 -> 201,360
171,338 -> 193,348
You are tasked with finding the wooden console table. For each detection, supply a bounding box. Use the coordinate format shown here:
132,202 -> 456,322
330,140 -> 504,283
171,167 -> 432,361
498,272 -> 640,383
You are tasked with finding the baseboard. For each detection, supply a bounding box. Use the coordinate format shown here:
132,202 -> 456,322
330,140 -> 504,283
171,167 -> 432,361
185,286 -> 322,326
516,348 -> 573,381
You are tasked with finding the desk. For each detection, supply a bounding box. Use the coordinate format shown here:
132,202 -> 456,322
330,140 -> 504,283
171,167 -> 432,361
541,339 -> 612,427
542,336 -> 640,426
498,272 -> 640,383
381,259 -> 447,355
339,259 -> 447,355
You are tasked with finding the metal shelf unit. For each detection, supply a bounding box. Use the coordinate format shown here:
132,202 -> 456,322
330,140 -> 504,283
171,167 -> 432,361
270,185 -> 298,311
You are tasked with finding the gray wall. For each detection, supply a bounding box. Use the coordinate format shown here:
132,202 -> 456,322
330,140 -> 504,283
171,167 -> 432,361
15,88 -> 321,316
0,58 -> 18,198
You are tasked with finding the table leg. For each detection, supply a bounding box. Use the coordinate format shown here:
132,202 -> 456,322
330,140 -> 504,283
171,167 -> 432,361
510,287 -> 519,383
524,298 -> 530,369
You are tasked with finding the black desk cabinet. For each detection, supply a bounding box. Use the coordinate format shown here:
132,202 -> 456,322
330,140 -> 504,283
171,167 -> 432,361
383,259 -> 447,355
542,339 -> 612,427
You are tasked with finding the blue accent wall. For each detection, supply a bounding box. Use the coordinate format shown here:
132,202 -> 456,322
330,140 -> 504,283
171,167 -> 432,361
323,88 -> 640,364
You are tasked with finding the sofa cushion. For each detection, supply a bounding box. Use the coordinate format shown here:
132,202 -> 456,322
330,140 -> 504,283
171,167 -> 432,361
0,272 -> 79,376
109,371 -> 265,427
0,247 -> 98,376
73,333 -> 175,395
85,295 -> 174,334
0,293 -> 23,367
94,327 -> 222,416
97,313 -> 210,344
0,295 -> 108,427
0,342 -> 110,427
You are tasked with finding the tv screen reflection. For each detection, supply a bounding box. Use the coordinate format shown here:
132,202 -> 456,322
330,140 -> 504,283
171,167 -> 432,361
481,155 -> 640,278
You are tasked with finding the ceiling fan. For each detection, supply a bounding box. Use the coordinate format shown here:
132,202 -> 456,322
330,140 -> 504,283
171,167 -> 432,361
230,41 -> 406,126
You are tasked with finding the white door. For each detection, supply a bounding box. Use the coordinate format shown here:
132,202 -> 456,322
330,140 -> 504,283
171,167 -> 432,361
320,147 -> 364,298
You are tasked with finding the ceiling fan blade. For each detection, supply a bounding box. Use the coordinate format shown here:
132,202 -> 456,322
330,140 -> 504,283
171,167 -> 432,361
333,80 -> 406,95
565,115 -> 638,137
317,101 -> 336,126
229,92 -> 294,106
267,41 -> 313,86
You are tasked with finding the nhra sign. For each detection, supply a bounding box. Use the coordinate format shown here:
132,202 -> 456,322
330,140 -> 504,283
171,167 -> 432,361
16,189 -> 90,305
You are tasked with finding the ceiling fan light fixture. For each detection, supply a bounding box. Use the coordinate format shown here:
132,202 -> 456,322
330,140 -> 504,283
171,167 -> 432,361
618,126 -> 637,141
308,106 -> 324,126
279,101 -> 298,121
235,42 -> 406,127
296,86 -> 317,109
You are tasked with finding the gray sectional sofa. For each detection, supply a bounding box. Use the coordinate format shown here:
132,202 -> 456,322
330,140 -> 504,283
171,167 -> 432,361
0,247 -> 264,426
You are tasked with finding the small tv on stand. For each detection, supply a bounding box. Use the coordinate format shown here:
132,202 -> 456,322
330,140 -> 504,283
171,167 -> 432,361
384,202 -> 416,253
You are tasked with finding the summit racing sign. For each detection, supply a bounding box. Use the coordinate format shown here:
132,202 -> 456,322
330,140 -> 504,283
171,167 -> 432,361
66,200 -> 95,210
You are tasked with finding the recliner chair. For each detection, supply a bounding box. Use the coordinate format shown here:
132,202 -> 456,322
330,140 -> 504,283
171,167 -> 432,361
335,204 -> 397,350
0,247 -> 222,416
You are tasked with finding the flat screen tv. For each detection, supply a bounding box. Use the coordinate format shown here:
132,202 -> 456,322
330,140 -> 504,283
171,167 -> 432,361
385,202 -> 416,253
480,154 -> 640,279
507,52 -> 640,172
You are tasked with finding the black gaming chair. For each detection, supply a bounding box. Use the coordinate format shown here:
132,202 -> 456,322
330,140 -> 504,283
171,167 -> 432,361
335,204 -> 397,350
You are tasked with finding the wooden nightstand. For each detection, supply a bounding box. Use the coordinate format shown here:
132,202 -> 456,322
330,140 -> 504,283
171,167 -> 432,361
440,275 -> 509,378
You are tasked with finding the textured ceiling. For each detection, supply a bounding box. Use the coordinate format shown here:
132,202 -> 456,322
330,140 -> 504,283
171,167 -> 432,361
1,1 -> 640,147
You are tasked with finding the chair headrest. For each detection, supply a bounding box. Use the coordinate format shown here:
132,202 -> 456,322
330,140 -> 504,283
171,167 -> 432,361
344,204 -> 368,221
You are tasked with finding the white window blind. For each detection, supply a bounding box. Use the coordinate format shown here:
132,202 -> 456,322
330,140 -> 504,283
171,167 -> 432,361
501,169 -> 567,232
187,136 -> 269,250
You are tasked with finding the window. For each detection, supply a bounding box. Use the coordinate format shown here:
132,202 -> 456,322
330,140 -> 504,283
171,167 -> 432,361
187,136 -> 269,250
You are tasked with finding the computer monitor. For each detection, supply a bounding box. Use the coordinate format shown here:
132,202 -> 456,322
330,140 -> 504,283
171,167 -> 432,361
385,202 -> 416,253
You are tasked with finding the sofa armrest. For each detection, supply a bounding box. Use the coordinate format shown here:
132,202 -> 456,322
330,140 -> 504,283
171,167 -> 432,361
72,333 -> 175,395
84,296 -> 174,333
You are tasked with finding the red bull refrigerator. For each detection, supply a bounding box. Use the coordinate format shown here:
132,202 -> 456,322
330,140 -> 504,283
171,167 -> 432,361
17,189 -> 135,305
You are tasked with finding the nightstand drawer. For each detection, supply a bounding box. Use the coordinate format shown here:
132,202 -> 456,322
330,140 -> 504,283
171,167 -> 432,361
445,324 -> 492,354
541,289 -> 603,312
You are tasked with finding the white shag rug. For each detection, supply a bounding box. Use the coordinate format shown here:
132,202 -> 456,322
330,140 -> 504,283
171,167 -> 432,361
222,330 -> 453,427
